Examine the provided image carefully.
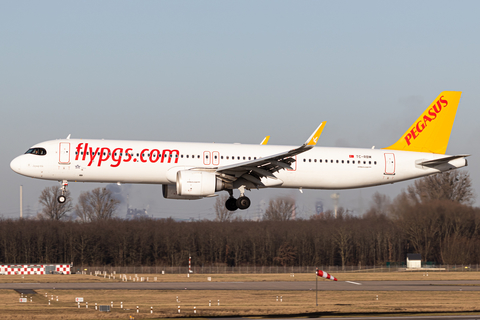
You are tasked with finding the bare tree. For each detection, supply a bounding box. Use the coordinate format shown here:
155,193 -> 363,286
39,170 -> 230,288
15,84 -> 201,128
263,197 -> 296,221
39,186 -> 73,220
75,187 -> 120,222
364,192 -> 391,218
274,242 -> 296,266
334,225 -> 353,270
214,194 -> 235,222
406,170 -> 474,205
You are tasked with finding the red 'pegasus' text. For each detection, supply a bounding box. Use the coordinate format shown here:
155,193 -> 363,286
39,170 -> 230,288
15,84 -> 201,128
404,96 -> 448,146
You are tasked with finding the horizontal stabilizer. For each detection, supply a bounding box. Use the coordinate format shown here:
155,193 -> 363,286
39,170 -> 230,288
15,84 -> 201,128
418,154 -> 470,166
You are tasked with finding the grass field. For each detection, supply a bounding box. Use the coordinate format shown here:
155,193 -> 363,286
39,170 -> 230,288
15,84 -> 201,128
1,272 -> 480,319
3,289 -> 480,319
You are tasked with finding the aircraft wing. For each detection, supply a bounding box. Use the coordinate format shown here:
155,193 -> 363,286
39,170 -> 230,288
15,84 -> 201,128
215,122 -> 326,186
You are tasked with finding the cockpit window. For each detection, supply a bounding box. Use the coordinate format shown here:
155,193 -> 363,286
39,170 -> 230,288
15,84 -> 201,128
25,148 -> 47,156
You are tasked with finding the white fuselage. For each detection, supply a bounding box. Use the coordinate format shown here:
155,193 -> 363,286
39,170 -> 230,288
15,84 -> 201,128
10,139 -> 467,190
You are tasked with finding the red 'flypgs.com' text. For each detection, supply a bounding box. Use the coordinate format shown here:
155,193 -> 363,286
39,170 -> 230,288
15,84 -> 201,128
74,143 -> 180,167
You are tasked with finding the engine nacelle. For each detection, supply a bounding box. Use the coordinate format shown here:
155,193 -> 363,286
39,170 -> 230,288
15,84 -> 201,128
176,170 -> 224,196
162,184 -> 204,200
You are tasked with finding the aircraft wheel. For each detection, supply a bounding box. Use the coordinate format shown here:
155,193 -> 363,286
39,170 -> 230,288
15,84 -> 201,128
236,196 -> 251,210
57,195 -> 66,204
225,197 -> 238,211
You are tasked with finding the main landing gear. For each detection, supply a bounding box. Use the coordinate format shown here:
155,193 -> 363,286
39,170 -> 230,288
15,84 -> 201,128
225,187 -> 251,211
57,180 -> 68,203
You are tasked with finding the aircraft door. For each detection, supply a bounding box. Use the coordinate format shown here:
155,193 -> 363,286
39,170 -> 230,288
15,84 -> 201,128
384,153 -> 395,175
59,142 -> 71,164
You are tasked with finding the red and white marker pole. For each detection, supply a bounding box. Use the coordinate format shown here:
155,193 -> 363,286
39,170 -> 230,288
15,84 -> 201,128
189,256 -> 192,273
316,269 -> 337,306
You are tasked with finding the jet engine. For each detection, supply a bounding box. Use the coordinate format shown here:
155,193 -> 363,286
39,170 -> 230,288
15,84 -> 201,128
176,170 -> 224,197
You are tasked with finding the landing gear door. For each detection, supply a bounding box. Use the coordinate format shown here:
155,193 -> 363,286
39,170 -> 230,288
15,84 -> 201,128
384,153 -> 395,175
59,142 -> 71,164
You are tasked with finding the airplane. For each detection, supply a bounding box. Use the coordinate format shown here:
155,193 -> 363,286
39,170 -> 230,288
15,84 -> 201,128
10,91 -> 468,211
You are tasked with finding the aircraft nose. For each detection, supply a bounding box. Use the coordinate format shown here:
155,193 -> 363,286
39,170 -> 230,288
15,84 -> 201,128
10,156 -> 23,174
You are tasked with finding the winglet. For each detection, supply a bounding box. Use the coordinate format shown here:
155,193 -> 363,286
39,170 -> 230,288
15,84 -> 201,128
304,121 -> 326,146
260,136 -> 270,145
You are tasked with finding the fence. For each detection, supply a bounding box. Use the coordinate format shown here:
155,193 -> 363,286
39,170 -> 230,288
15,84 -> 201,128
75,264 -> 480,274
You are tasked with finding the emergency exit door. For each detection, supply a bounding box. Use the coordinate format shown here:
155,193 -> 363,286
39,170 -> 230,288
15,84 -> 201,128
59,142 -> 70,164
384,153 -> 395,175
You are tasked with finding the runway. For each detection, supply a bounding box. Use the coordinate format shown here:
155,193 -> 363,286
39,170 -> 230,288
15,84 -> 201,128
2,280 -> 480,291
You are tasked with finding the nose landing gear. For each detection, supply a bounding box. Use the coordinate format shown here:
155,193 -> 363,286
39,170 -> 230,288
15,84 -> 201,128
57,180 -> 68,203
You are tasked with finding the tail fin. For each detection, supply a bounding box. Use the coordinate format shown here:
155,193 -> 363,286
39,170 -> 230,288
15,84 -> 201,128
383,91 -> 462,154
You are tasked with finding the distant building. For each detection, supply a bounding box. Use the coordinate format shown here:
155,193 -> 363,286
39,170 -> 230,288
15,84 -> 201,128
126,208 -> 148,219
406,253 -> 422,268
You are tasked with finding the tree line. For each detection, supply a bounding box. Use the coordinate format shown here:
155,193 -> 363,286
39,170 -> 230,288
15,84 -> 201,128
1,170 -> 478,267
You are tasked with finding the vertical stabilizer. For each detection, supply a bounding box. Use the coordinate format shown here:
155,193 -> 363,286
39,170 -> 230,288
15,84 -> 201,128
383,91 -> 462,154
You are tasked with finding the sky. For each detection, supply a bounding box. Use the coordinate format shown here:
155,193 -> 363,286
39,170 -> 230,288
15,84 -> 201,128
1,1 -> 480,220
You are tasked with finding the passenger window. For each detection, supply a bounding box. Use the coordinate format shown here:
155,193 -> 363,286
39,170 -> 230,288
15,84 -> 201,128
309,159 -> 311,162
374,161 -> 377,165
314,159 -> 317,162
320,159 -> 322,163
341,160 -> 344,164
347,160 -> 349,164
369,161 -> 371,164
336,160 -> 339,163
303,159 -> 306,162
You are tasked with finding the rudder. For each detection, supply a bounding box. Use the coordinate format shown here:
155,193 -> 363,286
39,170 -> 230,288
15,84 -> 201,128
383,91 -> 462,154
